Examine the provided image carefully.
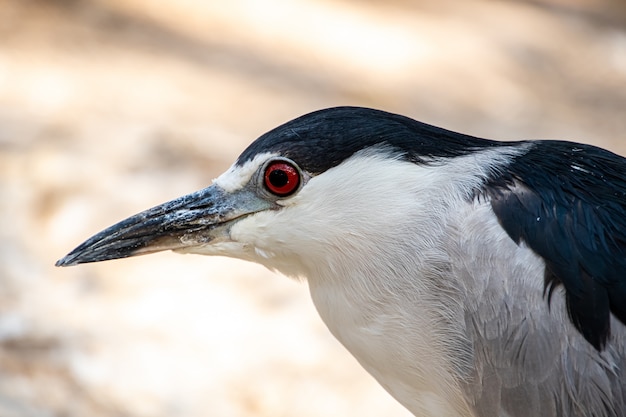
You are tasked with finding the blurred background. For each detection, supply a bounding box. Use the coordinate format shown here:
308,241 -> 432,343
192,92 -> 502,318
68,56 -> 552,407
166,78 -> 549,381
1,0 -> 625,416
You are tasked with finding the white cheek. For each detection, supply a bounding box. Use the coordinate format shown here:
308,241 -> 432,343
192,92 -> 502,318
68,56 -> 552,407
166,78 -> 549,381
214,152 -> 275,192
229,211 -> 280,250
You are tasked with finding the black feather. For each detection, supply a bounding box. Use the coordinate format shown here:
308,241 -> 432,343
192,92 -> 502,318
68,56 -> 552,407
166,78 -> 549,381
237,106 -> 503,174
486,141 -> 626,350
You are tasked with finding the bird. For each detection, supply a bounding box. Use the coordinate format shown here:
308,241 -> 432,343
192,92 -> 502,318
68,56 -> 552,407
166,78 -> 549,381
56,106 -> 626,417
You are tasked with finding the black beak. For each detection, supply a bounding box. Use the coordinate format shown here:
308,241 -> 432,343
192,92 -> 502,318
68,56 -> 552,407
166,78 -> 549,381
56,185 -> 271,266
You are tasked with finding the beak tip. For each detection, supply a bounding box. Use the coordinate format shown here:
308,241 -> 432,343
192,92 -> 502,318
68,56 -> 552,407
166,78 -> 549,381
55,255 -> 78,267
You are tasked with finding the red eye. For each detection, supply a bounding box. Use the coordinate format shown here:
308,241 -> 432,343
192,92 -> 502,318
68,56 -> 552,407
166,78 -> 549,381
264,161 -> 300,196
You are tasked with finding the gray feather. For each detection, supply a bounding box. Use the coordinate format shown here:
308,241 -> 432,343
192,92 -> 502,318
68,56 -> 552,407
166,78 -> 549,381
452,202 -> 626,417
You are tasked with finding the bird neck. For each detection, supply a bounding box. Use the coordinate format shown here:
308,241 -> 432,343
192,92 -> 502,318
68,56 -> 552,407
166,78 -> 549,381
305,246 -> 475,417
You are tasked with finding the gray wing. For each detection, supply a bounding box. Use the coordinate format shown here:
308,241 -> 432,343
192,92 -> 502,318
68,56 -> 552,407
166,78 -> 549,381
451,202 -> 626,417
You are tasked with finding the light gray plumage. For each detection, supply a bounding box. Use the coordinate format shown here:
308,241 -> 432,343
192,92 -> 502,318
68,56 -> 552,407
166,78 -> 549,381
452,204 -> 626,417
56,107 -> 626,417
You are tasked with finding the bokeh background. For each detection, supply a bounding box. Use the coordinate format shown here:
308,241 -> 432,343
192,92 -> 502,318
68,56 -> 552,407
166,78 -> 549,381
1,0 -> 625,416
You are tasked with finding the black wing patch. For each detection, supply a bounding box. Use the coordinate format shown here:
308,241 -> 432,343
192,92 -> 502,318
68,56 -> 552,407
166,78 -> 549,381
485,141 -> 626,350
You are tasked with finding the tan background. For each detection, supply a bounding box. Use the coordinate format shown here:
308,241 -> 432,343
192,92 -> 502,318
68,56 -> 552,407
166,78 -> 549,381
1,0 -> 625,416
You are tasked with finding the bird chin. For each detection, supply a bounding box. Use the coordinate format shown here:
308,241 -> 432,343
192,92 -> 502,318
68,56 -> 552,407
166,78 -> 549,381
171,237 -> 299,279
171,240 -> 248,257
169,221 -> 260,262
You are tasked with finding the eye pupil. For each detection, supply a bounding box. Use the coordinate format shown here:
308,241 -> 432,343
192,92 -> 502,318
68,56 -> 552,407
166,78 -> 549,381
264,161 -> 300,196
268,169 -> 289,188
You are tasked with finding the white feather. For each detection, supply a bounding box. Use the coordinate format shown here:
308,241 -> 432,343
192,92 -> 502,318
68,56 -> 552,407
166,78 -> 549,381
214,152 -> 275,192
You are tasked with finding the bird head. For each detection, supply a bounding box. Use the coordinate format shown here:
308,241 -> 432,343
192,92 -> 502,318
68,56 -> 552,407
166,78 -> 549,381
56,106 -> 508,279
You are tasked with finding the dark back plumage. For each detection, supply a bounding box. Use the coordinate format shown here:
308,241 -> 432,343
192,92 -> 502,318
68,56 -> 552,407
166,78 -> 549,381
484,141 -> 626,350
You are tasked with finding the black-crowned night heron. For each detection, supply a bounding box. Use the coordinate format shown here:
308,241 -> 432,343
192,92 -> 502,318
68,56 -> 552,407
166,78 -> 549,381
57,107 -> 626,417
